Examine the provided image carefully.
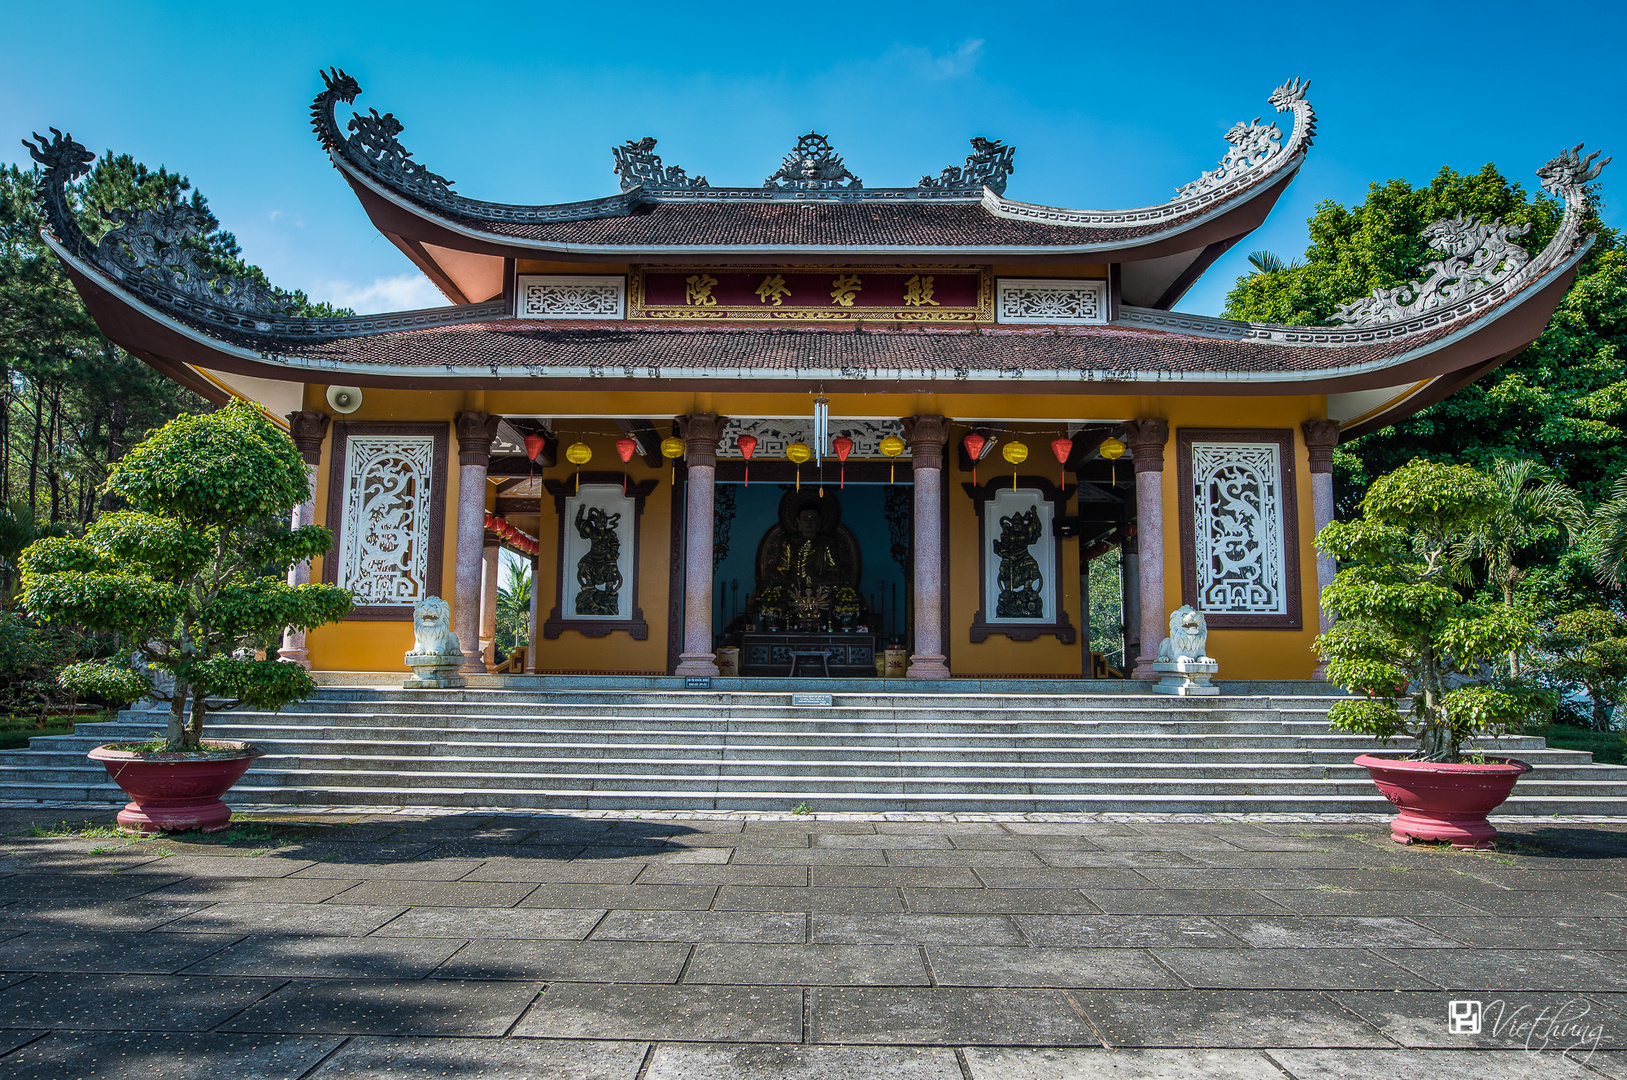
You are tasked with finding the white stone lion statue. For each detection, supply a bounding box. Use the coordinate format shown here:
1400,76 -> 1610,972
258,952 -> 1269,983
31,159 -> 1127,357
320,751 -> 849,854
409,596 -> 460,658
1156,605 -> 1212,662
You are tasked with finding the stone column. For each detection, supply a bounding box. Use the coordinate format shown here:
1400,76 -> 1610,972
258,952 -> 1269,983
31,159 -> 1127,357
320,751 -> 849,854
1123,419 -> 1169,680
454,411 -> 500,674
674,413 -> 728,677
525,554 -> 540,675
902,415 -> 951,679
1303,419 -> 1341,681
279,411 -> 330,669
1120,533 -> 1141,675
480,537 -> 500,668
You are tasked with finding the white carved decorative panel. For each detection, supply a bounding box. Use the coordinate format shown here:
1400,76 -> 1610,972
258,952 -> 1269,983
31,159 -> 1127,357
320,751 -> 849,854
982,487 -> 1056,624
1190,441 -> 1287,616
995,279 -> 1108,324
559,484 -> 636,621
516,275 -> 625,320
337,435 -> 437,607
719,417 -> 905,459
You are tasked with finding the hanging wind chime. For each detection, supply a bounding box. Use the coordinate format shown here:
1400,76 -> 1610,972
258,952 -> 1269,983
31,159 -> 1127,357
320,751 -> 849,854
879,435 -> 904,483
565,441 -> 592,492
832,435 -> 853,489
1099,434 -> 1127,487
1002,440 -> 1029,490
962,432 -> 987,485
737,434 -> 758,487
786,441 -> 811,491
615,436 -> 637,493
661,436 -> 684,484
1051,435 -> 1073,486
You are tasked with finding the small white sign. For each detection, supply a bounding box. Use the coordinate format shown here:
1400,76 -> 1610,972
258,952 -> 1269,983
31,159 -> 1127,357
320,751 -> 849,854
792,693 -> 833,708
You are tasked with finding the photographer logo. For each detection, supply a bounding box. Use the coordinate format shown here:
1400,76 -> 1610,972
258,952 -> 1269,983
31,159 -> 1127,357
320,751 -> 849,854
1449,1000 -> 1483,1035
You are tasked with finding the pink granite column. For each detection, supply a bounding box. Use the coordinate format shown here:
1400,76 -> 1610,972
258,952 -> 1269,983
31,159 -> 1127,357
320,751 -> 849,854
1123,419 -> 1169,680
1303,419 -> 1341,681
675,413 -> 728,677
903,415 -> 951,679
480,536 -> 501,668
525,554 -> 540,675
454,411 -> 500,674
279,411 -> 330,669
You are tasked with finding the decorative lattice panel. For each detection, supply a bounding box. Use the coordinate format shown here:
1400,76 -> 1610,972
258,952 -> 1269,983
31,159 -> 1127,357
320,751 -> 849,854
1190,441 -> 1287,615
516,275 -> 625,320
337,435 -> 437,606
995,279 -> 1107,324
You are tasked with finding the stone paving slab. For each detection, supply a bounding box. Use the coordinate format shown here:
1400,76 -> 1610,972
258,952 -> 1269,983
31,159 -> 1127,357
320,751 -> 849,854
961,1046 -> 1290,1079
0,872 -> 184,899
1207,915 -> 1462,949
923,946 -> 1180,988
1377,948 -> 1627,991
1069,989 -> 1391,1047
435,940 -> 689,983
1081,889 -> 1292,915
180,934 -> 465,979
713,886 -> 905,913
0,1032 -> 344,1079
0,899 -> 207,932
146,877 -> 365,903
220,978 -> 542,1036
326,880 -> 538,907
0,930 -> 242,974
371,906 -> 603,939
645,1042 -> 962,1079
903,887 -> 1099,915
809,987 -> 1098,1045
1268,1048 -> 1602,1079
516,984 -> 802,1042
1150,947 -> 1435,990
593,910 -> 807,944
163,902 -> 407,937
460,859 -> 646,884
811,913 -> 1024,945
1332,990 -> 1627,1049
684,943 -> 929,986
310,1037 -> 648,1079
1407,915 -> 1627,950
519,884 -> 719,910
1015,915 -> 1243,949
0,973 -> 286,1030
809,866 -> 983,888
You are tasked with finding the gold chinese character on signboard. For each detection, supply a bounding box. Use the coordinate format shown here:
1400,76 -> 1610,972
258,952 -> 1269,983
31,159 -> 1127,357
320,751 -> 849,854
755,274 -> 792,306
685,273 -> 719,307
829,274 -> 863,307
903,274 -> 938,307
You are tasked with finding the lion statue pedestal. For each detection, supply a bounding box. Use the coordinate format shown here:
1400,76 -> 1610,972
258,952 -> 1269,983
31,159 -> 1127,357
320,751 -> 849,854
403,596 -> 467,689
1152,605 -> 1218,697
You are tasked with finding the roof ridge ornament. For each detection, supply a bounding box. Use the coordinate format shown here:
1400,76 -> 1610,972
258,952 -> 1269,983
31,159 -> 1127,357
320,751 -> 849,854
1331,214 -> 1532,326
311,68 -> 456,202
1173,78 -> 1314,202
765,132 -> 863,190
920,137 -> 1016,196
612,138 -> 709,193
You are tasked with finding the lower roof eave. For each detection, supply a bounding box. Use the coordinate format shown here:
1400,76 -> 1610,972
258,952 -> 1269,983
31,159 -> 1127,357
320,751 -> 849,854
53,236 -> 1584,403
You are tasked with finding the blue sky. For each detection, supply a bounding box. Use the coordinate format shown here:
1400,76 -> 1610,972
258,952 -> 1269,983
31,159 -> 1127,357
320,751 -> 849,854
5,2 -> 1623,317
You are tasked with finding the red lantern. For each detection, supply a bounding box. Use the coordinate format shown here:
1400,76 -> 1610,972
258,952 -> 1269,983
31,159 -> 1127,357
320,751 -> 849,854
962,432 -> 987,485
525,434 -> 546,461
615,436 -> 637,491
832,435 -> 853,488
1051,436 -> 1073,485
484,512 -> 495,532
737,434 -> 758,487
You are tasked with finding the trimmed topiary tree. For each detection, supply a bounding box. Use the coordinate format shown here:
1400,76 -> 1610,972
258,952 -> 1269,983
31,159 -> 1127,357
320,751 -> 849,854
1316,458 -> 1547,762
19,400 -> 351,750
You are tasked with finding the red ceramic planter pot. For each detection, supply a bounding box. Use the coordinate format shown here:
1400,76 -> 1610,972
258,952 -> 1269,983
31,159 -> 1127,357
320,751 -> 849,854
1355,753 -> 1532,849
87,742 -> 264,834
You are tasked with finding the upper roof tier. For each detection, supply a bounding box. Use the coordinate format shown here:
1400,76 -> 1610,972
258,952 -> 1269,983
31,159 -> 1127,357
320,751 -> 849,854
310,69 -> 1318,306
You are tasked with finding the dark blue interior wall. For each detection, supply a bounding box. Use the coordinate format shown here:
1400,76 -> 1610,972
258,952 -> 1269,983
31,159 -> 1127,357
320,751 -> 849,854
713,482 -> 910,638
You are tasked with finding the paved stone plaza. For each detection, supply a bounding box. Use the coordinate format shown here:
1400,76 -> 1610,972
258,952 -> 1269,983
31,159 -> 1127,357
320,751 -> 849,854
0,807 -> 1623,1078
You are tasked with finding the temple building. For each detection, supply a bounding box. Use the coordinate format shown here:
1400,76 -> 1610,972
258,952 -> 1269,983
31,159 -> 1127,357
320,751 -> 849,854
27,71 -> 1607,683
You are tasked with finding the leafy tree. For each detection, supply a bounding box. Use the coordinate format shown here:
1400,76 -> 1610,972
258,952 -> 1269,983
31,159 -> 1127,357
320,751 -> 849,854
495,561 -> 532,659
1455,458 -> 1585,674
1224,163 -> 1626,514
18,401 -> 352,749
1533,608 -> 1627,730
1316,459 -> 1546,762
1586,469 -> 1627,588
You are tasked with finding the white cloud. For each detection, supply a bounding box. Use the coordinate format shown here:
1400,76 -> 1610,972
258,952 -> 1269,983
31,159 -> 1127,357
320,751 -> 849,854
317,274 -> 448,313
896,39 -> 984,81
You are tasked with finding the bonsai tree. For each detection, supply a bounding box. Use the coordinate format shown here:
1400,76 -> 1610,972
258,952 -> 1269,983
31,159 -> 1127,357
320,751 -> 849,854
1535,607 -> 1627,731
19,400 -> 351,750
1315,459 -> 1546,762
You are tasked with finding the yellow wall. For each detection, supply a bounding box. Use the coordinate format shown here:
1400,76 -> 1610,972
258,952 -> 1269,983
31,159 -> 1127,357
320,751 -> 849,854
297,384 -> 1327,680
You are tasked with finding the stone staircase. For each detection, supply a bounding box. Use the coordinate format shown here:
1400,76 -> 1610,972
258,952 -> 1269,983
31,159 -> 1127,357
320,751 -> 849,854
4,679 -> 1626,814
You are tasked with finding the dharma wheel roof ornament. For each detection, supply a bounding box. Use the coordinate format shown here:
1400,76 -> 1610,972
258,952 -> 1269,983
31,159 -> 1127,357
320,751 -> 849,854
764,132 -> 863,190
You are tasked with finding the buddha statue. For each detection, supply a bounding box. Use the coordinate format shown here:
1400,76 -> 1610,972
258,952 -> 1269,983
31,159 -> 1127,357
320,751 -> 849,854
753,491 -> 861,627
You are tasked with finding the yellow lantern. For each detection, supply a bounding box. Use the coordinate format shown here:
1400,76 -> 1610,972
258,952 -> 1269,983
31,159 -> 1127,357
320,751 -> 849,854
661,435 -> 684,485
565,441 -> 592,492
879,434 -> 905,484
1002,440 -> 1029,489
786,441 -> 812,490
1099,435 -> 1127,486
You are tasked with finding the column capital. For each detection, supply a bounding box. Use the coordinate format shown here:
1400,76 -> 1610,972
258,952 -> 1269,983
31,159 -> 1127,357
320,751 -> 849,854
286,411 -> 330,466
1302,419 -> 1340,475
455,411 -> 501,467
676,413 -> 728,468
482,534 -> 501,551
901,415 -> 950,470
1123,418 -> 1169,475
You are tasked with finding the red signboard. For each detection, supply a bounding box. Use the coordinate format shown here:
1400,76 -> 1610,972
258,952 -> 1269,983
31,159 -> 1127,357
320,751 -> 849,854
630,266 -> 991,321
